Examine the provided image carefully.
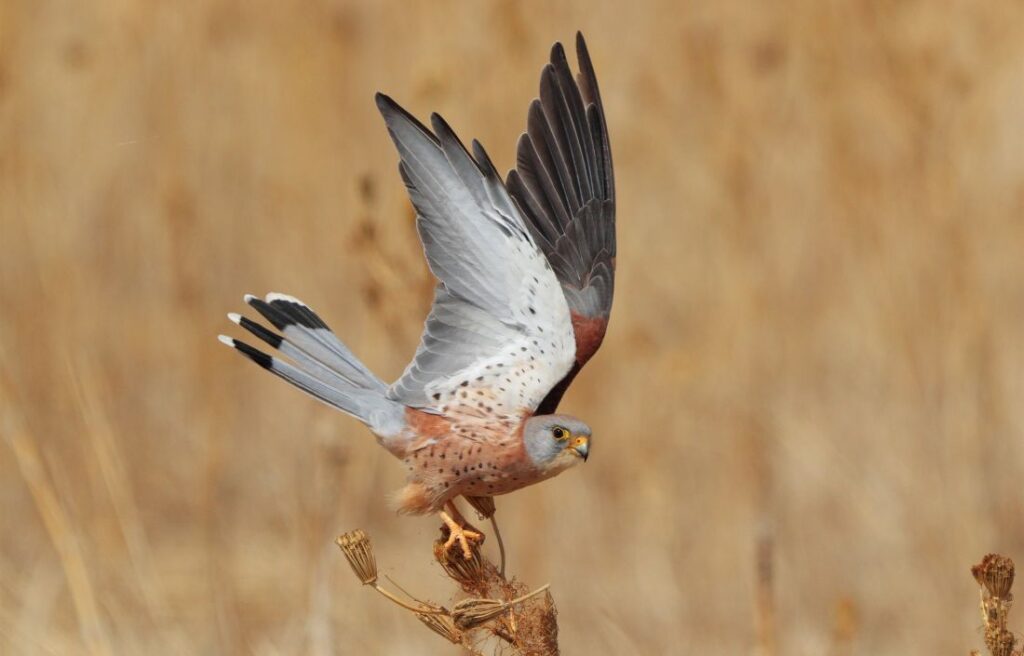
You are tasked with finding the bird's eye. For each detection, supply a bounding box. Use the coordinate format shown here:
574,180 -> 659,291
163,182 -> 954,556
552,427 -> 568,440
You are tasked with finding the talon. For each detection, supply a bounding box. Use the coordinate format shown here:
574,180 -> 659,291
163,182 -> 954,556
439,510 -> 483,559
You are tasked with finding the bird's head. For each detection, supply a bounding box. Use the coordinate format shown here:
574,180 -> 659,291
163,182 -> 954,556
522,414 -> 591,472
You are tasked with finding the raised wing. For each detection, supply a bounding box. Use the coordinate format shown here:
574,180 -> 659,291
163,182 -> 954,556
376,94 -> 577,421
507,33 -> 615,414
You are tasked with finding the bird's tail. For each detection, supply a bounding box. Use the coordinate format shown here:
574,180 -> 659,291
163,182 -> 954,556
219,293 -> 405,439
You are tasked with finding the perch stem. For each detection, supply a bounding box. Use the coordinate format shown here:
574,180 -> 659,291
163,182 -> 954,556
490,513 -> 507,577
372,584 -> 446,615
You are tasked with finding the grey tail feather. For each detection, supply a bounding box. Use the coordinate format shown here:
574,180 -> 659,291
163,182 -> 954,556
220,294 -> 404,438
242,292 -> 387,391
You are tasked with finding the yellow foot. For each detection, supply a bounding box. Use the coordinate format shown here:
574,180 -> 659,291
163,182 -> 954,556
438,510 -> 483,559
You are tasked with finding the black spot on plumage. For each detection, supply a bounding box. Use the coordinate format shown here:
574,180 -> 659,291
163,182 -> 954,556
433,392 -> 441,400
231,339 -> 274,370
460,380 -> 469,387
529,306 -> 536,314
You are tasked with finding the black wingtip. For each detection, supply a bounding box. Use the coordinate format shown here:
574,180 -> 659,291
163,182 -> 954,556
550,40 -> 567,64
374,92 -> 394,112
429,112 -> 448,135
220,335 -> 274,370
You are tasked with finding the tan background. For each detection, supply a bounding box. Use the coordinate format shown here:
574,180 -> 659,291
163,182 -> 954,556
3,1 -> 1024,654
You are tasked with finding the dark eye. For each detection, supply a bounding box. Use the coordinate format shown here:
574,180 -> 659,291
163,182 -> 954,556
552,427 -> 567,440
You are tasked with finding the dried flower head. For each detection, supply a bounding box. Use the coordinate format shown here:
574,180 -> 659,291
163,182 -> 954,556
465,495 -> 496,519
336,529 -> 377,585
450,584 -> 551,630
416,611 -> 462,644
434,535 -> 484,586
973,554 -> 1015,600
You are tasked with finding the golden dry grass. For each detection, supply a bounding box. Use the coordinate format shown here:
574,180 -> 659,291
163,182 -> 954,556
3,1 -> 1024,653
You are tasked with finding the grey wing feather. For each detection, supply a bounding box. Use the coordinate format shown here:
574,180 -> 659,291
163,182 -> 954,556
375,93 -> 576,413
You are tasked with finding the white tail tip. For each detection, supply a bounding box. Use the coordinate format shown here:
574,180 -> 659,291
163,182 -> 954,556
227,312 -> 242,324
217,335 -> 234,346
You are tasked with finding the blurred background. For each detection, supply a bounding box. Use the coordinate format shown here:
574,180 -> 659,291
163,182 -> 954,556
3,1 -> 1024,654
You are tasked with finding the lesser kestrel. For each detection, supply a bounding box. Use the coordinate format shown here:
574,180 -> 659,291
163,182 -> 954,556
220,33 -> 615,558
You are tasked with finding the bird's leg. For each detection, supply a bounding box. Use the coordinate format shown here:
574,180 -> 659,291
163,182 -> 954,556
438,501 -> 483,559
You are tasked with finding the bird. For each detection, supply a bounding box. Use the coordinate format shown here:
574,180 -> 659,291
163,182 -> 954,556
219,32 -> 615,559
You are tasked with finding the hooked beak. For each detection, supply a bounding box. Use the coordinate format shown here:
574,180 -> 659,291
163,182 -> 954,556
571,436 -> 590,462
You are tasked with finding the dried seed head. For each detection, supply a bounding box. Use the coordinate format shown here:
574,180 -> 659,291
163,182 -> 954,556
416,611 -> 462,644
336,529 -> 377,585
450,584 -> 551,630
434,537 -> 484,585
465,495 -> 496,519
973,554 -> 1015,599
451,598 -> 508,630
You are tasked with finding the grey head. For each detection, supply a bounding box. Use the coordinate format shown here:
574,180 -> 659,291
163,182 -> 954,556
522,414 -> 592,473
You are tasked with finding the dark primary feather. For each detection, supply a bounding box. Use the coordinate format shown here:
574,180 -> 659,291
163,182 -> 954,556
507,32 -> 615,414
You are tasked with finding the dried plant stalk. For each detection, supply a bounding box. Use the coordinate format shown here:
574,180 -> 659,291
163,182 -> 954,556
451,585 -> 551,630
970,553 -> 1021,656
337,512 -> 560,655
335,530 -> 446,615
415,611 -> 462,644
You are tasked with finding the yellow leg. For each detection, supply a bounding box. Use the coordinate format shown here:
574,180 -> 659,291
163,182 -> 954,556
439,504 -> 483,559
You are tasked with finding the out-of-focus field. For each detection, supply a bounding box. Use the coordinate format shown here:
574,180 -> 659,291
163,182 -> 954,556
3,1 -> 1024,654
